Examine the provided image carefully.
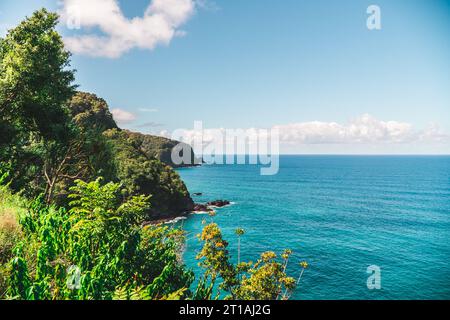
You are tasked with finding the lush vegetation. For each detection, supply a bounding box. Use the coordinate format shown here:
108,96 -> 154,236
1,179 -> 193,300
102,129 -> 194,218
67,91 -> 195,218
0,8 -> 193,218
0,9 -> 308,300
0,178 -> 307,300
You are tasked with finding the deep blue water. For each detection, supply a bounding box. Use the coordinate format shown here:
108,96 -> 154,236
177,156 -> 450,300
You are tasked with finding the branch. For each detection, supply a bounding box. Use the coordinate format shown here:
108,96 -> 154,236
60,172 -> 84,180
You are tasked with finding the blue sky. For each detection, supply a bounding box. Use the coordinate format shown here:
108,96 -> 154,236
1,0 -> 449,154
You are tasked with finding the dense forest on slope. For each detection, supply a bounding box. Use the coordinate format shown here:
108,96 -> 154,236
68,91 -> 195,218
0,9 -> 307,301
69,92 -> 199,169
0,20 -> 196,219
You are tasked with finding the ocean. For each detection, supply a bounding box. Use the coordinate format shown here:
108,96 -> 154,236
177,156 -> 450,300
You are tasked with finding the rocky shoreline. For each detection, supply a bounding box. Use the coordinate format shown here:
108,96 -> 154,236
144,199 -> 232,226
193,200 -> 231,212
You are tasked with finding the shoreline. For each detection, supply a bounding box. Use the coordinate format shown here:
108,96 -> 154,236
144,203 -> 235,226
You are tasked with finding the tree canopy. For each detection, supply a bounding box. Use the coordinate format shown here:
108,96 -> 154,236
0,10 -> 195,218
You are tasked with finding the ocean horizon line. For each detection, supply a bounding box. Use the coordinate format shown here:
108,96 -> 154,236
193,154 -> 450,157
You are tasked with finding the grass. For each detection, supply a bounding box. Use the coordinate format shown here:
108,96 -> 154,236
0,186 -> 27,298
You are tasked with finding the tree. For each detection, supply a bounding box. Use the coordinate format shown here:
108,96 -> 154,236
0,9 -> 75,131
0,9 -> 196,215
194,223 -> 303,300
194,223 -> 238,299
68,92 -> 118,132
0,9 -> 77,198
233,251 -> 296,300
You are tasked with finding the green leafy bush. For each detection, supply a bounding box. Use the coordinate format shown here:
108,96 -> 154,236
3,179 -> 193,300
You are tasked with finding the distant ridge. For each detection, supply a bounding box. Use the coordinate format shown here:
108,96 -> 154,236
68,92 -> 196,219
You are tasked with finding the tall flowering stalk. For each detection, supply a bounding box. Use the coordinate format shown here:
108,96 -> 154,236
297,261 -> 309,285
235,228 -> 245,266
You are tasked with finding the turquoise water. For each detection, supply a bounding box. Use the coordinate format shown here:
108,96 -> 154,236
177,156 -> 450,300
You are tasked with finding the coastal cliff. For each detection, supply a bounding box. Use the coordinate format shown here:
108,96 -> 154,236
68,92 -> 195,219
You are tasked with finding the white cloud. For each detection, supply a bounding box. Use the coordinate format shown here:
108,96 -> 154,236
159,114 -> 450,153
59,0 -> 196,58
195,0 -> 220,12
138,108 -> 159,113
418,122 -> 450,143
274,114 -> 419,144
136,121 -> 164,128
111,108 -> 137,124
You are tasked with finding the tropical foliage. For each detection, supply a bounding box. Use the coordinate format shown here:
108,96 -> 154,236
0,9 -> 194,219
2,179 -> 193,300
0,9 -> 76,200
0,9 -> 308,300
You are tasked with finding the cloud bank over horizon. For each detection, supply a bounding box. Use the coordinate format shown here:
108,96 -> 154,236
273,114 -> 448,145
153,114 -> 450,154
59,0 -> 196,58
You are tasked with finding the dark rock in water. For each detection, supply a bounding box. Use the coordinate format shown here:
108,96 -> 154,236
193,192 -> 203,196
207,200 -> 231,208
193,204 -> 212,212
192,200 -> 232,212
